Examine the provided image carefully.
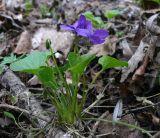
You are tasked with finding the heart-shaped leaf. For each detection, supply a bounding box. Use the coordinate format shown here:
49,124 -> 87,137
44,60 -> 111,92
1,53 -> 17,65
68,52 -> 96,75
37,66 -> 58,89
83,11 -> 104,28
98,56 -> 128,71
10,51 -> 50,74
104,10 -> 120,19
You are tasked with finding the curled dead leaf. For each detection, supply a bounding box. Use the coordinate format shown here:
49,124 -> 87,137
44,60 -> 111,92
143,112 -> 160,126
14,31 -> 32,54
132,55 -> 148,81
121,35 -> 157,82
32,28 -> 75,57
121,5 -> 141,19
155,52 -> 160,65
146,14 -> 160,35
121,38 -> 149,82
120,39 -> 133,58
152,114 -> 160,125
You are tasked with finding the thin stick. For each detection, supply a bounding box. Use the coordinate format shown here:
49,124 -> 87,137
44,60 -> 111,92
83,118 -> 152,137
88,111 -> 109,138
124,101 -> 160,115
83,84 -> 108,114
0,104 -> 29,115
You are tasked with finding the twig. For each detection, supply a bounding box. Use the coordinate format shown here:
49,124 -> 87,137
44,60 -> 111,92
28,87 -> 43,91
83,84 -> 108,114
0,103 -> 29,115
152,131 -> 160,138
83,118 -> 152,137
88,111 -> 109,138
124,101 -> 160,115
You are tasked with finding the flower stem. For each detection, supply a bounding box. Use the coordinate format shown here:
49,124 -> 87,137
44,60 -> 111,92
90,69 -> 103,86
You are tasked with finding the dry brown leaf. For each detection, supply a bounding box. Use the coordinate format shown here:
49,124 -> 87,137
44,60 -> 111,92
121,38 -> 149,82
132,55 -> 148,81
120,39 -> 133,58
0,32 -> 14,56
146,14 -> 160,35
121,5 -> 141,19
88,36 -> 117,57
120,36 -> 157,82
32,28 -> 75,57
0,3 -> 5,11
0,43 -> 6,56
34,0 -> 52,6
142,112 -> 160,126
3,0 -> 23,12
133,22 -> 145,46
14,31 -> 32,54
151,114 -> 160,125
98,114 -> 143,138
155,52 -> 160,65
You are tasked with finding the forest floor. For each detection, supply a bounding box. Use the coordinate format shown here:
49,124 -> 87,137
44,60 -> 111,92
0,0 -> 160,138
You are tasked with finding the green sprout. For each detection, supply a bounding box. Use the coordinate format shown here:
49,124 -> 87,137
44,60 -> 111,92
39,4 -> 51,17
104,9 -> 120,19
25,0 -> 33,16
83,11 -> 105,28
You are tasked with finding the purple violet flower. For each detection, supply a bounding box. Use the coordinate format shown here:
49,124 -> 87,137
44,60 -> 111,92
60,15 -> 92,37
89,29 -> 109,44
60,14 -> 109,45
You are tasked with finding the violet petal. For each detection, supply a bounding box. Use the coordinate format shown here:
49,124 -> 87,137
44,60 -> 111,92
77,15 -> 87,29
89,35 -> 105,44
73,20 -> 79,28
60,24 -> 75,32
93,29 -> 109,39
76,28 -> 91,37
86,21 -> 93,34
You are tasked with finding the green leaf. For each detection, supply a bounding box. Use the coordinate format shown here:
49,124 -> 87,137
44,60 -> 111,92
10,51 -> 50,74
68,53 -> 96,75
1,53 -> 17,65
115,31 -> 125,37
4,111 -> 16,122
9,96 -> 18,105
25,0 -> 33,16
39,4 -> 51,17
150,0 -> 160,4
67,53 -> 79,67
37,67 -> 58,89
104,10 -> 120,19
98,56 -> 128,71
66,53 -> 95,83
0,53 -> 17,75
83,11 -> 104,28
0,65 -> 3,74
